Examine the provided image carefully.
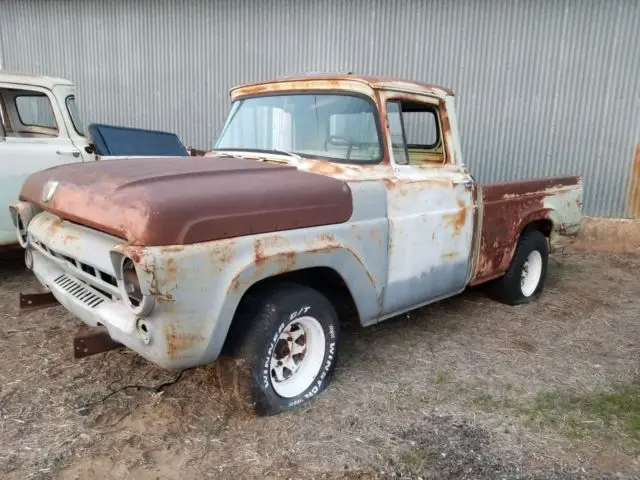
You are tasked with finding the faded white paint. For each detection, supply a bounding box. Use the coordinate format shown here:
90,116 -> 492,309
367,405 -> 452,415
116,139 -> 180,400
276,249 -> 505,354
0,72 -> 91,246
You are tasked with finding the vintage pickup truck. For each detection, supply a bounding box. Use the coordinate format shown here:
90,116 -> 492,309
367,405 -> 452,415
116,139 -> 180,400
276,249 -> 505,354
0,71 -> 195,247
10,74 -> 582,415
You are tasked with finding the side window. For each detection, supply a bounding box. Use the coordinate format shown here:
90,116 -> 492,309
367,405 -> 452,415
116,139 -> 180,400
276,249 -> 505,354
386,101 -> 408,165
15,94 -> 58,131
386,99 -> 445,165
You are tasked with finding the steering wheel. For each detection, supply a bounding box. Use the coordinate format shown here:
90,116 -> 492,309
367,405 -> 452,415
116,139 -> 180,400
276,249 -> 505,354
324,135 -> 359,159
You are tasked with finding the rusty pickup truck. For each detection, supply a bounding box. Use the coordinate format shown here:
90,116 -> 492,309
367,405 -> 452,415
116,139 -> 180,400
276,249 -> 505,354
9,75 -> 582,415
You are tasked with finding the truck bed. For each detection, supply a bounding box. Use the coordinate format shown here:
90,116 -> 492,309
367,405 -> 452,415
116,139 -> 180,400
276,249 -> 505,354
471,176 -> 582,285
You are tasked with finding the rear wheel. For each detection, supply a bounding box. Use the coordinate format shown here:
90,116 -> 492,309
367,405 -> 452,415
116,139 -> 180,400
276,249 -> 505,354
490,228 -> 549,305
226,283 -> 340,416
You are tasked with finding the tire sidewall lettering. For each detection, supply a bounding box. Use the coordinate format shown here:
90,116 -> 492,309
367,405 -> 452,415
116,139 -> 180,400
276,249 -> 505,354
261,298 -> 339,410
263,322 -> 286,389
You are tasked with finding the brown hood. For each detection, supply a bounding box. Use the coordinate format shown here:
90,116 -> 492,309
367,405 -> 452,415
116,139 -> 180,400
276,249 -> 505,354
19,156 -> 353,246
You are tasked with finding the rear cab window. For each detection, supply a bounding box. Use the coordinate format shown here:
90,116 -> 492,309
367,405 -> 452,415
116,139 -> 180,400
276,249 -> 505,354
15,94 -> 58,132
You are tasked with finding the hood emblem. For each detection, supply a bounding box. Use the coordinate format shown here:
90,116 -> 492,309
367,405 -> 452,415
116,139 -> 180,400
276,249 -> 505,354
42,181 -> 60,203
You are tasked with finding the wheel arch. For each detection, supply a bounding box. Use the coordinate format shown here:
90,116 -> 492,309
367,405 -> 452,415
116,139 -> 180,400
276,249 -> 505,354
221,266 -> 360,355
212,246 -> 381,359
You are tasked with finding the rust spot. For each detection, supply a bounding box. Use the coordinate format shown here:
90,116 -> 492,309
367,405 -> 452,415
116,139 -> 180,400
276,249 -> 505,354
230,273 -> 242,293
443,200 -> 467,237
259,235 -> 289,250
469,177 -> 581,286
166,258 -> 178,285
253,240 -> 267,265
216,242 -> 235,265
317,233 -> 336,243
160,245 -> 185,253
128,249 -> 142,264
142,258 -> 175,304
230,75 -> 454,103
441,251 -> 458,260
273,251 -> 296,275
46,217 -> 63,237
306,161 -> 345,176
165,324 -> 205,360
483,176 -> 580,203
627,145 -> 640,218
63,234 -> 78,245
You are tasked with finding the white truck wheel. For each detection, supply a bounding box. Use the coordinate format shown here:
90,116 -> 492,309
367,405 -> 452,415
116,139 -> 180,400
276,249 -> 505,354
233,283 -> 340,416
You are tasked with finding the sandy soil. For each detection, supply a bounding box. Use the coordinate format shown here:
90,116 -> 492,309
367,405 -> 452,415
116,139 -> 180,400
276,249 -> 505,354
1,250 -> 639,479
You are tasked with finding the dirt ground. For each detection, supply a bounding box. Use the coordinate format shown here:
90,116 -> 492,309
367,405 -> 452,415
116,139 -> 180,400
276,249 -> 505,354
0,250 -> 639,479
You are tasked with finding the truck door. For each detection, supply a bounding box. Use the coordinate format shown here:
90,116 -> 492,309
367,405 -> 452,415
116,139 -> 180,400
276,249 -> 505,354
380,93 -> 478,315
0,84 -> 82,245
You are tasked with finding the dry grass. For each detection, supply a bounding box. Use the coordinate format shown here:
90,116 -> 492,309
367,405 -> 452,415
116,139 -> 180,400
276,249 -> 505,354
1,250 -> 639,479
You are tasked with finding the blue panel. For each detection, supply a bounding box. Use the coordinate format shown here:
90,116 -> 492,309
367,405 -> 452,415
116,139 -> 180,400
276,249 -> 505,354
88,123 -> 189,157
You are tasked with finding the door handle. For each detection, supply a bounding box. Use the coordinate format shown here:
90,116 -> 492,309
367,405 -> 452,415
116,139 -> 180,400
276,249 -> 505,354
56,150 -> 81,158
453,179 -> 474,188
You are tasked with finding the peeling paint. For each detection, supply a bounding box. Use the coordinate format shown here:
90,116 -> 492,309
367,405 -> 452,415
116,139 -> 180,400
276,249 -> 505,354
471,176 -> 582,285
443,200 -> 467,237
165,323 -> 205,361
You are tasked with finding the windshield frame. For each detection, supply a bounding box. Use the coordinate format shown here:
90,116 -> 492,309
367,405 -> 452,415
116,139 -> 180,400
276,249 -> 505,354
214,91 -> 385,165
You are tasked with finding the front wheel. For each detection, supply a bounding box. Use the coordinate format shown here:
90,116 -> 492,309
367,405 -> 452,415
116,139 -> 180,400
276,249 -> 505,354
490,228 -> 549,305
232,283 -> 340,416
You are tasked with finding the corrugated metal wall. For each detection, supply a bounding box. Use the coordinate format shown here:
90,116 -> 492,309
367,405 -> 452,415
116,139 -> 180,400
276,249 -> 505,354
1,0 -> 639,217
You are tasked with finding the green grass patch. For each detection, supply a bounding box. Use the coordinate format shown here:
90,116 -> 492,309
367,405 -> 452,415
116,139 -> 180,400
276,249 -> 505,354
468,383 -> 640,452
521,384 -> 640,446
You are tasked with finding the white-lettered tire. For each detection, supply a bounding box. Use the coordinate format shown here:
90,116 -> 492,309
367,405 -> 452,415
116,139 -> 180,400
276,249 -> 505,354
231,283 -> 340,416
489,228 -> 549,305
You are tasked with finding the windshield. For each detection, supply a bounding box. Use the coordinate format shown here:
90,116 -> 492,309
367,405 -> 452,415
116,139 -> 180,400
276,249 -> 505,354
214,93 -> 382,163
66,95 -> 85,136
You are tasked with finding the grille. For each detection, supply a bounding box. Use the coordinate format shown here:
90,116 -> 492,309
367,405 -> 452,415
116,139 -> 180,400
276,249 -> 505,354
53,274 -> 106,308
32,238 -> 117,289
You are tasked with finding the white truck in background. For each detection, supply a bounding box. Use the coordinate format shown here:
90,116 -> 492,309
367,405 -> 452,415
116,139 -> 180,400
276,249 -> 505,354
0,72 -> 92,246
0,71 -> 196,248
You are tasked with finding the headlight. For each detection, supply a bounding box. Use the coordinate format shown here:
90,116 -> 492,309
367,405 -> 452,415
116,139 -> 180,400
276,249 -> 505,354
9,202 -> 38,248
122,257 -> 143,307
117,255 -> 154,317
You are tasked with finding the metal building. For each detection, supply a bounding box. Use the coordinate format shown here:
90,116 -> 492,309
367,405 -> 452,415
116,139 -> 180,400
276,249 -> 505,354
1,0 -> 639,218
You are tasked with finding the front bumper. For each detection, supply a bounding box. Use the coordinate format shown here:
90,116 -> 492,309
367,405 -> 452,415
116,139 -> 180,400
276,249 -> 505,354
25,212 -> 213,370
30,248 -> 175,367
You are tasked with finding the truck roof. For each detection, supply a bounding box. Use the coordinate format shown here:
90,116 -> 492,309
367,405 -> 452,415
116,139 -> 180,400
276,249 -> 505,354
231,74 -> 455,99
0,70 -> 74,90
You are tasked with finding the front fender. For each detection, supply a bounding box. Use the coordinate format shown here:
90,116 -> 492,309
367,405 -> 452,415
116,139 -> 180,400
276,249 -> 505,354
179,221 -> 385,362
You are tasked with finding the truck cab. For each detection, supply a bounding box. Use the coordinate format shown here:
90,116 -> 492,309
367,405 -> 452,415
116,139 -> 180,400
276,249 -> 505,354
0,71 -> 91,246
